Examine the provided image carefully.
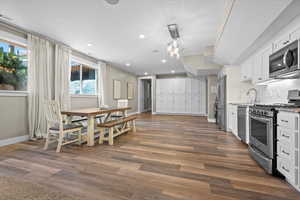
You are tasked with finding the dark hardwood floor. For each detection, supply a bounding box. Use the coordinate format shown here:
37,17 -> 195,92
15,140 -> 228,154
0,113 -> 300,200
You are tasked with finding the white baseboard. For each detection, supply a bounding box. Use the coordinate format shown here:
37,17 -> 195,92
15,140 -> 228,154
207,118 -> 216,123
0,135 -> 29,147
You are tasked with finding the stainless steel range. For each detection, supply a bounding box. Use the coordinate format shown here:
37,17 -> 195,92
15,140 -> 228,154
249,103 -> 298,175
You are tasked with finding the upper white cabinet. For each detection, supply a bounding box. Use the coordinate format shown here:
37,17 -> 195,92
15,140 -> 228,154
240,58 -> 253,82
252,53 -> 263,84
273,26 -> 300,53
240,45 -> 272,84
273,33 -> 291,52
290,27 -> 300,43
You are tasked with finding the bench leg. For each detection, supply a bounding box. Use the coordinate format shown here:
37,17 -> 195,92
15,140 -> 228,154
109,127 -> 114,145
99,128 -> 105,144
132,120 -> 136,132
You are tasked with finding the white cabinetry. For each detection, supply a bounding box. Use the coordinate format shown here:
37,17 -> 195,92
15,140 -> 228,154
156,78 -> 206,115
273,33 -> 291,52
277,111 -> 300,191
290,27 -> 300,43
240,58 -> 253,82
252,53 -> 262,83
227,104 -> 238,136
240,45 -> 272,84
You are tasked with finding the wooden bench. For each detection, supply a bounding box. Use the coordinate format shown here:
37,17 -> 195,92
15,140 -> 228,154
97,115 -> 137,145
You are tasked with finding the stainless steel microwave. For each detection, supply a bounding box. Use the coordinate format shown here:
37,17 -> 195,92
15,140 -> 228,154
269,40 -> 299,79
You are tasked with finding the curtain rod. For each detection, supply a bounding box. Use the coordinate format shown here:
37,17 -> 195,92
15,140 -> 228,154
0,19 -> 106,64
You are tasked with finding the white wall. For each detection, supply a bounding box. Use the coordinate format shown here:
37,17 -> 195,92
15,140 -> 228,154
0,95 -> 28,140
220,66 -> 253,103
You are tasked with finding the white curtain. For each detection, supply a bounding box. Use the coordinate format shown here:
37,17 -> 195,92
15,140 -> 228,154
54,44 -> 71,111
27,34 -> 53,138
98,62 -> 108,107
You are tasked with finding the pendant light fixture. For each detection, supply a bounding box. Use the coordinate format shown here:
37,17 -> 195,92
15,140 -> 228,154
167,24 -> 181,59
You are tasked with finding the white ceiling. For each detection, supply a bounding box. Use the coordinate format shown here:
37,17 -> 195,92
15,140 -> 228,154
214,0 -> 293,65
0,0 -> 226,75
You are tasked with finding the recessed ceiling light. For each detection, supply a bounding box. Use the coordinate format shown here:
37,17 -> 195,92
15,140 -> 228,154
161,59 -> 167,63
139,34 -> 145,39
87,43 -> 92,47
171,70 -> 175,74
125,63 -> 131,67
104,0 -> 119,5
144,72 -> 148,75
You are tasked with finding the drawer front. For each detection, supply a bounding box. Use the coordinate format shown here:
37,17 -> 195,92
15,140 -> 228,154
277,141 -> 293,161
277,156 -> 293,180
277,112 -> 298,130
277,127 -> 293,144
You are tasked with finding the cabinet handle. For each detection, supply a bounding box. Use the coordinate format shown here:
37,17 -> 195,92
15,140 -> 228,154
281,119 -> 288,123
282,166 -> 290,173
282,150 -> 290,156
258,78 -> 262,80
282,134 -> 290,138
283,40 -> 290,45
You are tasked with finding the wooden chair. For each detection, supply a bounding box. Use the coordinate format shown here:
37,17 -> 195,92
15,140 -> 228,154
111,99 -> 128,119
44,100 -> 83,153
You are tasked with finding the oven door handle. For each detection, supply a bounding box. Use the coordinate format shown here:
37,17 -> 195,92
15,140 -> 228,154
250,115 -> 273,123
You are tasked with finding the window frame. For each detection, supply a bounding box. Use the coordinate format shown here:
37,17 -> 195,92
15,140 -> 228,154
70,56 -> 98,97
0,32 -> 28,96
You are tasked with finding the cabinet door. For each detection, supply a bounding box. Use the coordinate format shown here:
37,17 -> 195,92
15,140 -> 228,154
173,78 -> 185,94
252,53 -> 263,83
227,105 -> 233,131
290,27 -> 300,42
174,94 -> 186,113
185,93 -> 192,113
241,59 -> 253,81
273,34 -> 290,52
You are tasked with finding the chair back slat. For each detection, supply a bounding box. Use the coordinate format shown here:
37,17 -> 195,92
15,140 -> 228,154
44,100 -> 62,125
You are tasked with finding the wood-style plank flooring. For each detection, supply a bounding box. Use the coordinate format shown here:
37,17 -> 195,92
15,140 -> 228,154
0,113 -> 300,200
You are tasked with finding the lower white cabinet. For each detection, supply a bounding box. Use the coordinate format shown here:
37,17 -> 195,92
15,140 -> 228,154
227,104 -> 238,136
277,111 -> 300,190
156,77 -> 207,115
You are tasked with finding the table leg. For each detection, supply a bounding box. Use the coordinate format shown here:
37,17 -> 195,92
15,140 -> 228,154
87,116 -> 95,146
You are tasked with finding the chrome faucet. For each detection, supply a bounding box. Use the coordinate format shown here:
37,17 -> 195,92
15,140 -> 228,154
247,88 -> 257,104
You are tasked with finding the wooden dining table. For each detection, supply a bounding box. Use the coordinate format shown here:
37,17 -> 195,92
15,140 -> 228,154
61,107 -> 131,146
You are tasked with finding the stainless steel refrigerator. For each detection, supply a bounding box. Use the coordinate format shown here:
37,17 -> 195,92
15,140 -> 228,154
216,75 -> 226,131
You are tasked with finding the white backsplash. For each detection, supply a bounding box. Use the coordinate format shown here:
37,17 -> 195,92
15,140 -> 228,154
256,79 -> 300,104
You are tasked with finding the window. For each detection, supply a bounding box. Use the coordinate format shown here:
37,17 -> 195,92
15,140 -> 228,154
0,39 -> 27,91
70,60 -> 97,95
